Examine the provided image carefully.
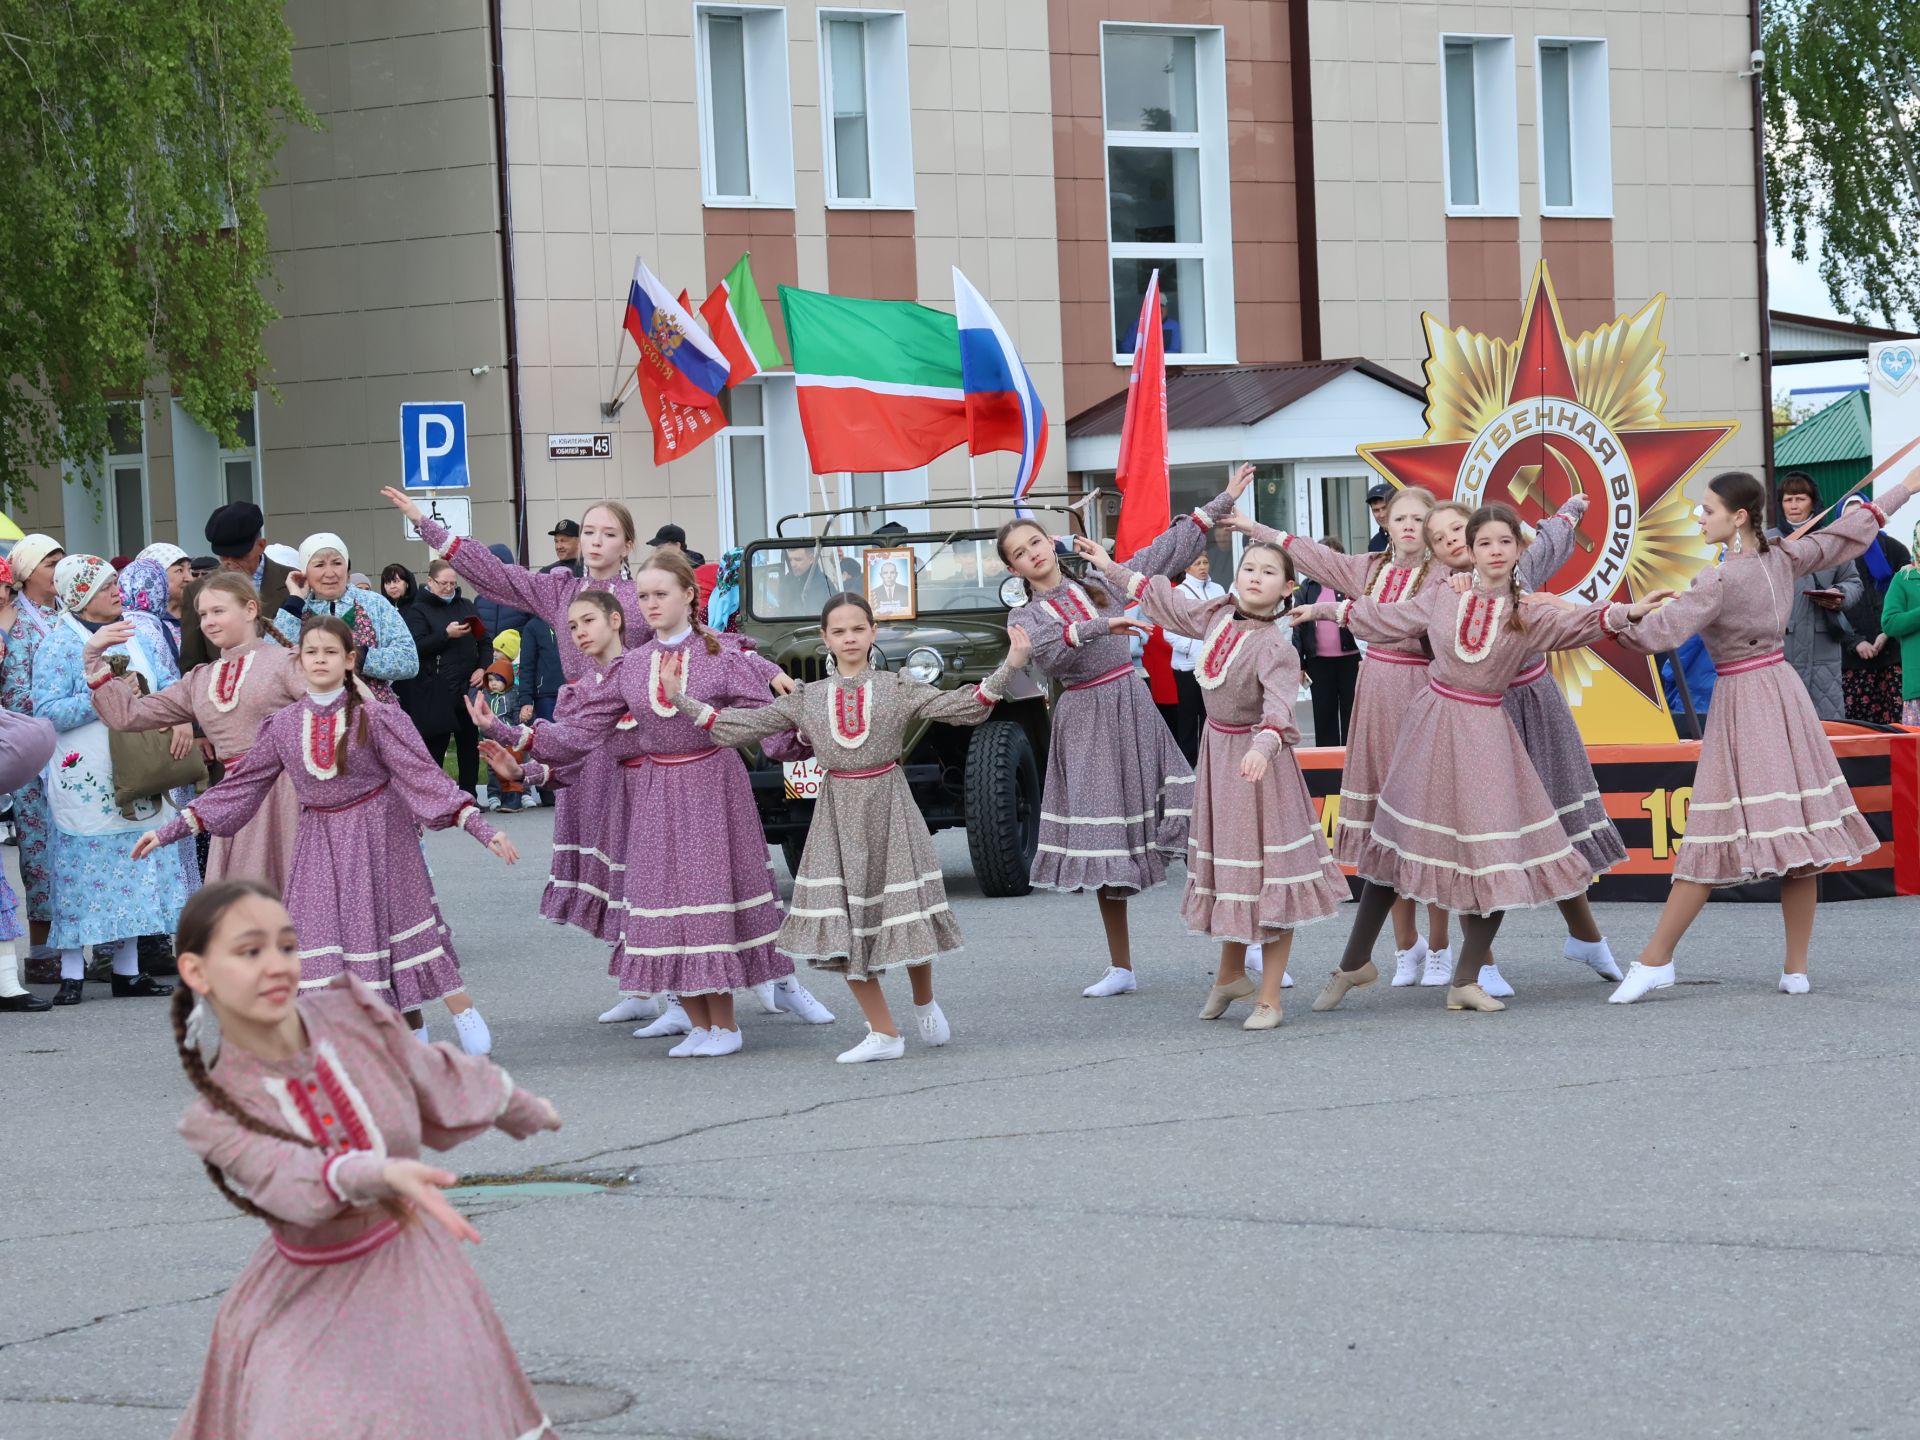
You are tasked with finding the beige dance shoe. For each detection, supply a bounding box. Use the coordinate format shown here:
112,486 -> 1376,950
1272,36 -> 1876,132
1199,975 -> 1257,1019
1242,1002 -> 1283,1031
1311,960 -> 1377,1012
1445,982 -> 1506,1013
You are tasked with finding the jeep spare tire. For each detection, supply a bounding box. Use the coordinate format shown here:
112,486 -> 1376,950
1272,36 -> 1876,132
964,718 -> 1039,897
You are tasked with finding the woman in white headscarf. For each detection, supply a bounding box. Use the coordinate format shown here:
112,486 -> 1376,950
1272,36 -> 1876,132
30,555 -> 198,1005
271,533 -> 419,702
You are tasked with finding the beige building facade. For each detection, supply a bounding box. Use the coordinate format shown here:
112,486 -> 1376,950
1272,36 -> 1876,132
17,0 -> 1768,574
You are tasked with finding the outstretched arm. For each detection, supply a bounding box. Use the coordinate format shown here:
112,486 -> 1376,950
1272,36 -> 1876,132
1605,572 -> 1724,655
1228,512 -> 1378,597
1073,541 -> 1214,640
1293,584 -> 1436,649
1117,464 -> 1251,578
90,673 -> 197,733
384,488 -> 577,625
1517,493 -> 1588,591
672,673 -> 808,748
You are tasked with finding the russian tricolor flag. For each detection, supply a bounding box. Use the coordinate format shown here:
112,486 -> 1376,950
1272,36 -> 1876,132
953,267 -> 1048,510
625,258 -> 731,406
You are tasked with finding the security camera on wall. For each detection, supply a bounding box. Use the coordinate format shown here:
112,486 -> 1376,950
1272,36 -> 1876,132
1740,48 -> 1765,76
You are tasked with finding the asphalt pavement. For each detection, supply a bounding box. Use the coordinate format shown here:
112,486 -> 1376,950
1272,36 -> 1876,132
2,812 -> 1916,1439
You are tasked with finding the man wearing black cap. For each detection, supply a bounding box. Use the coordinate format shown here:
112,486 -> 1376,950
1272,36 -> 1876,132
180,502 -> 295,669
1365,483 -> 1393,554
548,518 -> 583,576
645,522 -> 705,567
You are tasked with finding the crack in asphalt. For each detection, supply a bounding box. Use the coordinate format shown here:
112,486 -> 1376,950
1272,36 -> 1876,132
0,1288 -> 227,1356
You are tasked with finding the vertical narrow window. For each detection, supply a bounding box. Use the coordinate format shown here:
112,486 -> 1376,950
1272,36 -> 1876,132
105,402 -> 147,553
1443,41 -> 1481,207
819,11 -> 911,207
1539,45 -> 1572,209
725,383 -> 770,545
1536,38 -> 1610,216
696,6 -> 794,207
220,398 -> 260,506
826,20 -> 870,200
1101,24 -> 1234,363
706,15 -> 752,197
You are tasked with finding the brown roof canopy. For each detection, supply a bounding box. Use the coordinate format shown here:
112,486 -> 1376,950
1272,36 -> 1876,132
1064,358 -> 1425,438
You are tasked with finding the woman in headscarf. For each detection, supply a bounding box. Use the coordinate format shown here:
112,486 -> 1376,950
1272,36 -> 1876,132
272,533 -> 418,702
1840,518 -> 1910,724
118,558 -> 199,811
134,542 -> 194,625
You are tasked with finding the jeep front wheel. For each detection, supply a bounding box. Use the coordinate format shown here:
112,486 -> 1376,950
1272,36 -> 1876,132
964,718 -> 1040,897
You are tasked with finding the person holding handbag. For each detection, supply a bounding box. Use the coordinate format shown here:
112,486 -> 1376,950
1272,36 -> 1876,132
30,555 -> 199,1004
406,560 -> 487,800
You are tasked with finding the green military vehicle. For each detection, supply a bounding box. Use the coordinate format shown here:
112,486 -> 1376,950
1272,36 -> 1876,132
734,495 -> 1097,897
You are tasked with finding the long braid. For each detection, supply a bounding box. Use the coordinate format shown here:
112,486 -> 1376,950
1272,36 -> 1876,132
169,981 -> 321,1222
1507,567 -> 1527,634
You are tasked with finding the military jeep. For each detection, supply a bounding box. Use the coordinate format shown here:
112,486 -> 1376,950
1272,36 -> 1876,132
736,495 -> 1097,897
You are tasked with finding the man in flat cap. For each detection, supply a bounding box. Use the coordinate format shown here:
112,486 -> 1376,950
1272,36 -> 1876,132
179,502 -> 295,670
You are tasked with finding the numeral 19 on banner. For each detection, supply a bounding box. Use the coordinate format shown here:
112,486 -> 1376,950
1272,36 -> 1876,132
1638,786 -> 1693,860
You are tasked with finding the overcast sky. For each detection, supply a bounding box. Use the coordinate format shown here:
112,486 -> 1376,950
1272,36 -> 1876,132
1766,239 -> 1901,405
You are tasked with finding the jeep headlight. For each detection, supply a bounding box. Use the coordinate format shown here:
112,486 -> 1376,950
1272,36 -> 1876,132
903,647 -> 944,684
999,575 -> 1028,608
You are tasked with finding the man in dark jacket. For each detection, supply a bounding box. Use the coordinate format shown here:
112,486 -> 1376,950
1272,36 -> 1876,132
475,543 -> 534,640
407,559 -> 486,797
179,503 -> 296,668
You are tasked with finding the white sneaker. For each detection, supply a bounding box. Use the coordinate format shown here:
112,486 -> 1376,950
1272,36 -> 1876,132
1609,960 -> 1675,1004
1566,936 -> 1623,982
773,977 -> 836,1024
1244,944 -> 1264,978
1778,972 -> 1811,995
1391,938 -> 1428,986
914,1001 -> 951,1047
1280,970 -> 1294,989
1419,946 -> 1452,986
667,1027 -> 711,1057
451,1009 -> 492,1056
598,995 -> 658,1024
748,980 -> 781,1014
695,1027 -> 743,1056
1478,963 -> 1515,999
835,1027 -> 906,1064
1082,966 -> 1138,998
634,999 -> 692,1038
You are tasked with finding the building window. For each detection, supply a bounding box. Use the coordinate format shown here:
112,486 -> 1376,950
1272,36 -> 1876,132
1536,39 -> 1611,216
1101,23 -> 1235,365
696,5 -> 794,208
1439,35 -> 1518,216
220,397 -> 262,506
819,11 -> 912,207
106,401 -> 148,554
722,382 -> 771,545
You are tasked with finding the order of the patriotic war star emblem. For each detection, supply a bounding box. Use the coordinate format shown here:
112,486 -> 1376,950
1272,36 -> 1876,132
1359,262 -> 1739,743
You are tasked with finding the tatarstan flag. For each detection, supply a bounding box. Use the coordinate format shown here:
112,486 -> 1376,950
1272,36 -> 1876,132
778,285 -> 968,473
699,252 -> 784,387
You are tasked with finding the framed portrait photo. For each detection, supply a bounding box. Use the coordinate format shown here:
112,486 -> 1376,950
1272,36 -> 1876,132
863,546 -> 916,621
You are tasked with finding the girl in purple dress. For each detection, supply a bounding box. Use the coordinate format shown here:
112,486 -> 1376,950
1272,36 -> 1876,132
380,486 -> 645,999
137,617 -> 518,1054
1606,469 -> 1920,1002
999,467 -> 1250,999
481,567 -> 834,1056
166,880 -> 561,1440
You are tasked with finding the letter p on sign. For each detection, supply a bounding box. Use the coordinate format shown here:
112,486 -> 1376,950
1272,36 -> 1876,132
399,401 -> 471,491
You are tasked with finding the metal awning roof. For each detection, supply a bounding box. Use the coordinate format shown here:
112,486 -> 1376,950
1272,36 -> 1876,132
1064,358 -> 1424,437
1775,389 -> 1872,467
1770,310 -> 1918,365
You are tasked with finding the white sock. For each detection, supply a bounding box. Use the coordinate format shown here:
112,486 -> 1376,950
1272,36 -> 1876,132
108,938 -> 140,977
59,948 -> 84,981
0,944 -> 23,998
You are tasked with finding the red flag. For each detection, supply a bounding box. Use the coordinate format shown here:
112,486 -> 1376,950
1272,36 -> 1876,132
1112,272 -> 1177,704
635,292 -> 726,465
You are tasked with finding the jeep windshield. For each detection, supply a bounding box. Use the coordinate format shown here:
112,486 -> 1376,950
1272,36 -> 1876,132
746,537 -> 1012,621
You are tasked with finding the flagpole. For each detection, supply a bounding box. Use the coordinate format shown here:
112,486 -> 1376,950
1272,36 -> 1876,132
603,327 -> 635,415
966,454 -> 981,528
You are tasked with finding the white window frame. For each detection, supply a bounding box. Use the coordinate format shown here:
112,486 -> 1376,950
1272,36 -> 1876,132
1438,34 -> 1518,217
694,3 -> 795,209
218,392 -> 264,508
817,9 -> 914,210
104,399 -> 151,556
1534,37 -> 1612,219
1100,22 -> 1236,367
715,380 -> 772,552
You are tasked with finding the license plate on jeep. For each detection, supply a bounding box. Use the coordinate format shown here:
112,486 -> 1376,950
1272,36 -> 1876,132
782,757 -> 826,800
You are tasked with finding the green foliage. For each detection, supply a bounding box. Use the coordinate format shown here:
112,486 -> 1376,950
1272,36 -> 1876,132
1763,0 -> 1920,326
0,0 -> 314,506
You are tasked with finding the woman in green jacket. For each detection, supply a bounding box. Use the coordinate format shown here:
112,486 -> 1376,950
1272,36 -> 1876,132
1876,522 -> 1920,725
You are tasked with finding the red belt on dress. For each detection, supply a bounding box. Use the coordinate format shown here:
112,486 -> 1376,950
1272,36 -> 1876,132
1718,649 -> 1784,676
304,782 -> 387,815
274,1218 -> 401,1266
1509,659 -> 1549,689
219,749 -> 248,768
1206,719 -> 1253,734
827,762 -> 898,780
1366,648 -> 1429,668
620,748 -> 723,769
1428,680 -> 1504,708
1065,664 -> 1136,692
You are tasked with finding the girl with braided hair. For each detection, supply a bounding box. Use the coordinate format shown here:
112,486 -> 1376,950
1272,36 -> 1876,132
1289,505 -> 1672,1015
134,617 -> 516,1054
167,880 -> 561,1440
90,573 -> 305,892
1225,485 -> 1455,985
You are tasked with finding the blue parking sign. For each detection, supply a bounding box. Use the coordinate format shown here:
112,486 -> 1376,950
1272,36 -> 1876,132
400,402 -> 470,490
